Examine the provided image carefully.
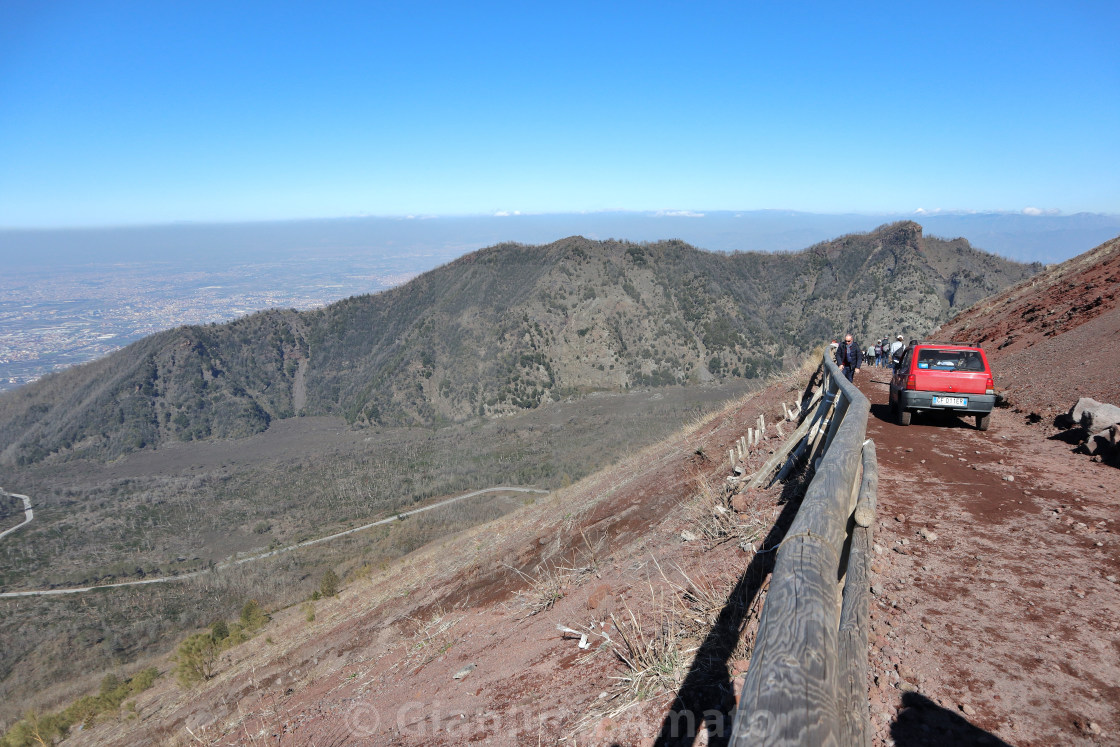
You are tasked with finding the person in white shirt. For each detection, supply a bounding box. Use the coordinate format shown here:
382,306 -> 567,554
889,334 -> 905,369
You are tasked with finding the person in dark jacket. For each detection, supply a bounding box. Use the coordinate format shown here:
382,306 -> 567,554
836,334 -> 862,382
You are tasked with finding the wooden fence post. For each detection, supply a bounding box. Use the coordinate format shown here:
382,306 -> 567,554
838,441 -> 878,746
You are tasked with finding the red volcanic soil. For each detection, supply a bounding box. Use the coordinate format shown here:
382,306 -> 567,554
863,234 -> 1120,746
858,366 -> 1118,746
935,235 -> 1120,421
74,236 -> 1120,747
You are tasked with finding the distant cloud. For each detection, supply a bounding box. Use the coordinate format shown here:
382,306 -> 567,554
494,210 -> 522,217
1022,207 -> 1061,216
655,210 -> 705,218
915,208 -> 986,216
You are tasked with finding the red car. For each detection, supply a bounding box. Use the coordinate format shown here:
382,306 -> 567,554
889,341 -> 996,430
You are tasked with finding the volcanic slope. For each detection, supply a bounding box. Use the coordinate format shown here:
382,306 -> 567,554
42,362 -> 819,746
934,233 -> 1120,420
0,221 -> 1038,466
33,236 -> 1119,747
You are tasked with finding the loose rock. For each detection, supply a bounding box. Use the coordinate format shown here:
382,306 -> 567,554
731,492 -> 755,512
1073,398 -> 1120,431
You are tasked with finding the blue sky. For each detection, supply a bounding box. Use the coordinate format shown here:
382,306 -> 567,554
1,1 -> 1117,228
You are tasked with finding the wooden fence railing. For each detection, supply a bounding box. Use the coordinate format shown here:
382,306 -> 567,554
730,351 -> 878,746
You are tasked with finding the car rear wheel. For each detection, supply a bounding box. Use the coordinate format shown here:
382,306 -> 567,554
897,405 -> 911,426
976,413 -> 991,431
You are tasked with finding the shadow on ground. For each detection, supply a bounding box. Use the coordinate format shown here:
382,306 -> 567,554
891,692 -> 1013,746
637,476 -> 807,747
869,401 -> 981,430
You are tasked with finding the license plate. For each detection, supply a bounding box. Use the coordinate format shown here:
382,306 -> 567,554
933,396 -> 967,407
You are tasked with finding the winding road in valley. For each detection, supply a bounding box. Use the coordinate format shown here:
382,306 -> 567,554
0,492 -> 33,541
0,486 -> 547,598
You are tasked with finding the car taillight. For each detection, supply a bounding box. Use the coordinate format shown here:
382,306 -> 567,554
906,374 -> 916,389
986,376 -> 994,395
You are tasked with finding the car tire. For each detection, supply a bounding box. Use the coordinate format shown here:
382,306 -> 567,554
897,406 -> 911,426
977,413 -> 991,431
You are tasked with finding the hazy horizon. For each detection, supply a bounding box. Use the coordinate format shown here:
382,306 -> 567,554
10,208 -> 1116,392
3,209 -> 1119,267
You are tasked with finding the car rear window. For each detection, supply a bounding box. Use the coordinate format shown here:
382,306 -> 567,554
916,349 -> 985,372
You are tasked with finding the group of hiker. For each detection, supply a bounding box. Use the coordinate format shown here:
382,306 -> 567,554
871,335 -> 906,368
829,334 -> 906,382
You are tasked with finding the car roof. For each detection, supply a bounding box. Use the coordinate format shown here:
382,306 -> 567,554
908,340 -> 985,351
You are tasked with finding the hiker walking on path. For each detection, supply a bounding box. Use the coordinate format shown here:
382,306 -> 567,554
836,334 -> 862,382
889,334 -> 906,369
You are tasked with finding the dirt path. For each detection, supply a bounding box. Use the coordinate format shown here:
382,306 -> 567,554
0,492 -> 32,540
0,487 -> 546,598
857,368 -> 1119,746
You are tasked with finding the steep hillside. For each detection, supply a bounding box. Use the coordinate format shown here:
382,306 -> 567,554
6,236 -> 1112,747
934,234 -> 1120,418
0,222 -> 1038,465
53,278 -> 1120,747
0,311 -> 303,464
19,367 -> 811,746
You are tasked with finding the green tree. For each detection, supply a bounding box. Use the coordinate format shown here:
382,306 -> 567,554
62,696 -> 100,731
2,716 -> 38,747
174,632 -> 220,686
239,599 -> 269,632
210,619 -> 230,642
2,710 -> 67,747
319,569 -> 339,598
128,667 -> 160,694
98,673 -> 121,699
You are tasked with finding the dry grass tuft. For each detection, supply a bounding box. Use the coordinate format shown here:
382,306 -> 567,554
609,603 -> 692,702
506,560 -> 568,617
657,562 -> 767,662
682,473 -> 764,549
558,529 -> 606,583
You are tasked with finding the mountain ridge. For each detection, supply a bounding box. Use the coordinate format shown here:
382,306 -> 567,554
0,221 -> 1040,466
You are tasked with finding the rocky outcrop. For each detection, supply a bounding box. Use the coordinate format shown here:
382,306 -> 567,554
1056,397 -> 1120,463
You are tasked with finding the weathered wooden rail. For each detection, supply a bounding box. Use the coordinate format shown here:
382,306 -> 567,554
730,351 -> 878,746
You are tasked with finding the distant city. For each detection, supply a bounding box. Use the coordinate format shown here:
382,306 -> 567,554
0,256 -> 420,392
